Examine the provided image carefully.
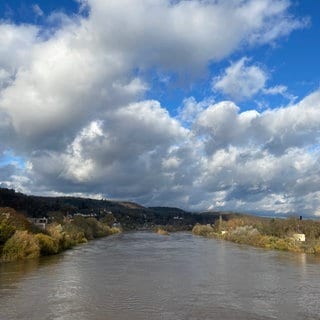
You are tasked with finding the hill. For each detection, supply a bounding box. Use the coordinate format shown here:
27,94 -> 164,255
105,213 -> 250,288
0,188 -> 221,230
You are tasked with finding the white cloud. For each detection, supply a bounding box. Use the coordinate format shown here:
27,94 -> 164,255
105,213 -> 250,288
196,90 -> 320,154
86,0 -> 305,73
262,85 -> 297,103
213,58 -> 299,103
263,85 -> 288,95
213,57 -> 268,100
0,0 -> 305,150
0,23 -> 39,72
178,96 -> 214,124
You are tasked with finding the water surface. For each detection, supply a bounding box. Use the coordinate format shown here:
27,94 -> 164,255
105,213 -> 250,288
1,232 -> 320,319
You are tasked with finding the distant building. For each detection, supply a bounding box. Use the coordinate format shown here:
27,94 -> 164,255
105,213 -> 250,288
74,213 -> 97,218
29,217 -> 48,230
293,233 -> 306,242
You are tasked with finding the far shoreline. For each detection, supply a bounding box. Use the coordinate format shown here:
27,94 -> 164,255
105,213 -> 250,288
192,215 -> 320,255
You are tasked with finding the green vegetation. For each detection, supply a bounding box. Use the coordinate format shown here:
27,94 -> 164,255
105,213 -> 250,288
192,215 -> 320,254
0,207 -> 121,262
73,216 -> 113,240
35,233 -> 59,255
2,230 -> 40,261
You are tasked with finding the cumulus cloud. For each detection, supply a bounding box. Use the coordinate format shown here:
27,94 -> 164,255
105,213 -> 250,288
197,146 -> 320,214
195,91 -> 320,154
87,0 -> 306,73
27,100 -> 189,198
1,0 -> 319,216
213,57 -> 268,100
0,23 -> 39,73
0,0 -> 305,150
213,57 -> 299,102
18,90 -> 320,216
178,96 -> 214,124
189,91 -> 320,214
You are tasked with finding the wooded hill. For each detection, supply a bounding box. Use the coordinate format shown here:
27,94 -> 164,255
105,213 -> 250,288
0,188 -> 223,230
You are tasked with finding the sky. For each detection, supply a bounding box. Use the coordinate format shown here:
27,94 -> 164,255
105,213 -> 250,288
1,0 -> 320,217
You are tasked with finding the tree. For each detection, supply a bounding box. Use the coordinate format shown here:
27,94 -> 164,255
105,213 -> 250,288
101,212 -> 116,227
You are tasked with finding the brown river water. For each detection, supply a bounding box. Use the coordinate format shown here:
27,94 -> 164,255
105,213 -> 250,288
1,232 -> 320,320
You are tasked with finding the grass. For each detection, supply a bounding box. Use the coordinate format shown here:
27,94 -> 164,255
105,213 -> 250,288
192,216 -> 320,255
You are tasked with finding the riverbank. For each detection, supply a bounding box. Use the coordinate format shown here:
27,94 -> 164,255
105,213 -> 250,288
0,207 -> 121,262
192,215 -> 320,254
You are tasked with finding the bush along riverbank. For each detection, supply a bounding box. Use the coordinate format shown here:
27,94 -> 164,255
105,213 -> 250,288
192,215 -> 320,254
0,207 -> 121,262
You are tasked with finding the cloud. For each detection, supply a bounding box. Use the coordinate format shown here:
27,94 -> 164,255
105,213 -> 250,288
32,4 -> 44,17
0,69 -> 11,89
178,96 -> 214,124
0,0 -> 305,150
0,23 -> 39,72
213,57 -> 299,103
0,24 -> 146,151
190,91 -> 320,214
27,100 -> 189,198
262,85 -> 297,103
17,90 -> 320,216
86,0 -> 305,74
212,57 -> 298,104
213,57 -> 268,100
0,164 -> 16,180
195,90 -> 320,154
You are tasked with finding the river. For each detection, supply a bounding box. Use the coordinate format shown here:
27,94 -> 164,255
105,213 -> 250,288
1,232 -> 320,320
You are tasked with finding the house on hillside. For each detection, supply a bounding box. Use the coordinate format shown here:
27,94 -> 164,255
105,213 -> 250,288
29,217 -> 48,230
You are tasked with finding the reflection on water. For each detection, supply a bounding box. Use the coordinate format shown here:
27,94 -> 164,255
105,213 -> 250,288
1,232 -> 320,320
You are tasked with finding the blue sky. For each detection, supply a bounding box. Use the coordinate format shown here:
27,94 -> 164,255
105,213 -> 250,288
1,0 -> 320,216
0,0 -> 80,22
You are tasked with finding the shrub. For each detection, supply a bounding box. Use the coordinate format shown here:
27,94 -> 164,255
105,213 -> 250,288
0,207 -> 33,245
108,226 -> 121,235
61,223 -> 87,249
225,225 -> 261,245
35,233 -> 59,255
46,222 -> 86,250
192,224 -> 215,237
301,239 -> 320,254
8,212 -> 33,232
101,212 -> 116,227
46,223 -> 64,241
0,216 -> 16,245
2,231 -> 40,261
73,216 -> 111,240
